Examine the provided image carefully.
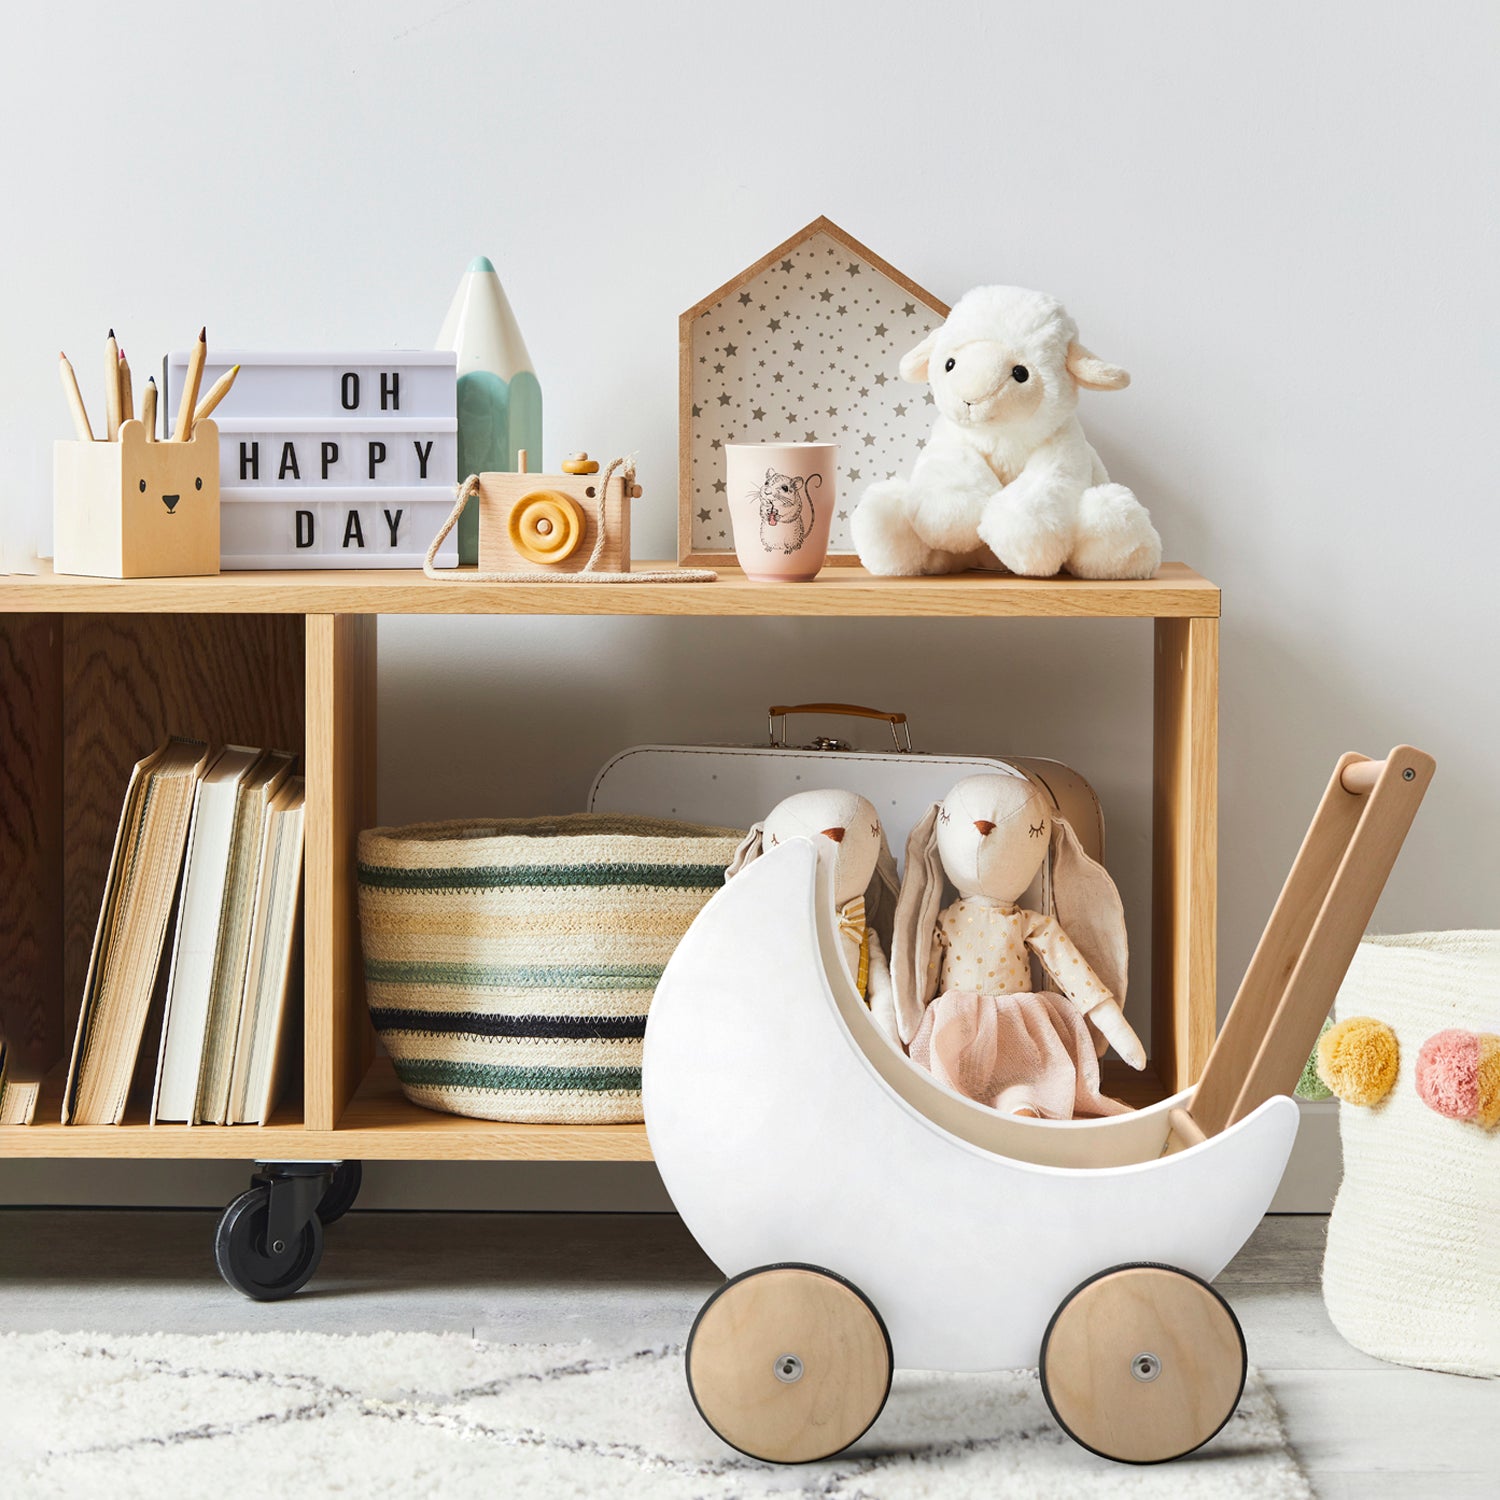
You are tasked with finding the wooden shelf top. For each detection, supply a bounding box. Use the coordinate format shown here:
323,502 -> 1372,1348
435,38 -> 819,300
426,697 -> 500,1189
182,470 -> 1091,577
0,560 -> 1219,619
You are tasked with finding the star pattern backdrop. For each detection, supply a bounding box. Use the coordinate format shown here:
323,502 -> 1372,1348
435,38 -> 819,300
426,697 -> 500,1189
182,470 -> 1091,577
685,228 -> 946,557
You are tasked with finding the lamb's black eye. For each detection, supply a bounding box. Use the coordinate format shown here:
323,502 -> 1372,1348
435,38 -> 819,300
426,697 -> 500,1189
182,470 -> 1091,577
1012,365 -> 1029,383
139,478 -> 147,492
944,357 -> 955,372
195,476 -> 203,490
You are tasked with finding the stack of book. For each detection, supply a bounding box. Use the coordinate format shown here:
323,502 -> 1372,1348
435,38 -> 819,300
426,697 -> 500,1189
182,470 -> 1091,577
59,737 -> 306,1127
0,1046 -> 40,1126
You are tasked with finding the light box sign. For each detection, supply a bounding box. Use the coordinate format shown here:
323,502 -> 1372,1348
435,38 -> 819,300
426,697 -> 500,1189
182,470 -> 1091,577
164,351 -> 458,570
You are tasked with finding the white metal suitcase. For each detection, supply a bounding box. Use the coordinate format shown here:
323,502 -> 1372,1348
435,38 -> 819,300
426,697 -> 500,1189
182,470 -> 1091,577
588,703 -> 1106,913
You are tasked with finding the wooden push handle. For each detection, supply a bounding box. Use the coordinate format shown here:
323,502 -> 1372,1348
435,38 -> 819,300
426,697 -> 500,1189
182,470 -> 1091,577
1177,744 -> 1435,1147
768,703 -> 913,752
1340,758 -> 1386,794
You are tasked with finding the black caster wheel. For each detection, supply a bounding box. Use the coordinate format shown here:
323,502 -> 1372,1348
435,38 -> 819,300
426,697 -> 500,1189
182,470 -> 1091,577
214,1184 -> 325,1301
316,1160 -> 362,1224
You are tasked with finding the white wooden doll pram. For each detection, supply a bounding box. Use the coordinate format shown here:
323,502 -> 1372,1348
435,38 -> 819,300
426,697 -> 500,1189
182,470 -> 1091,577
644,747 -> 1434,1465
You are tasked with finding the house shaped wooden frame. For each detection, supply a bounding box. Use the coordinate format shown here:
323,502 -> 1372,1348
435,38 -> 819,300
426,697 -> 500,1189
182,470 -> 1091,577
678,217 -> 949,567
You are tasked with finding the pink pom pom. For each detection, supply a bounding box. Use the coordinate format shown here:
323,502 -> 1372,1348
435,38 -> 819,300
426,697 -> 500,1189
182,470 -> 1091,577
1415,1029 -> 1480,1121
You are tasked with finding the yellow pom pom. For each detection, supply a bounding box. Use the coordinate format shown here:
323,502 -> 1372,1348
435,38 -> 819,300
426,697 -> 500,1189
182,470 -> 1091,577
1317,1016 -> 1399,1107
1477,1034 -> 1500,1129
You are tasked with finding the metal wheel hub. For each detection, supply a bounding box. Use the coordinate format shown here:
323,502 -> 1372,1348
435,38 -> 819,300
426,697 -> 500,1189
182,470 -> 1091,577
772,1353 -> 804,1383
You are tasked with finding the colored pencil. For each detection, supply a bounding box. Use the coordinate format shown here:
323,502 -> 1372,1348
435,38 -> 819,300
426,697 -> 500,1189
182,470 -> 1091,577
58,352 -> 94,441
118,348 -> 134,425
142,377 -> 158,441
104,329 -> 121,440
193,362 -> 240,424
173,326 -> 206,441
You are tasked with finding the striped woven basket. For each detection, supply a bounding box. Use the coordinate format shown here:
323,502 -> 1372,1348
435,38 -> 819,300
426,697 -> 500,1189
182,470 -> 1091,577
356,814 -> 743,1123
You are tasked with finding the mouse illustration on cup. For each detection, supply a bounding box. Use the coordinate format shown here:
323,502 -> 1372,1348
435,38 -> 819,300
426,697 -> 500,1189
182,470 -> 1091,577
756,467 -> 821,555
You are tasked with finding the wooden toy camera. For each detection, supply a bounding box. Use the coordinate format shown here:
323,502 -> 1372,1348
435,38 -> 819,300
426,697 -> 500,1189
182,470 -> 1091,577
475,451 -> 639,574
54,418 -> 220,579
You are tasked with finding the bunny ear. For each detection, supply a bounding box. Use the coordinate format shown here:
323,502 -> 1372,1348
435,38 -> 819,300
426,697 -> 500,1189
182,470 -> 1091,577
892,805 -> 945,1045
863,835 -> 901,949
724,823 -> 765,881
1050,815 -> 1129,1006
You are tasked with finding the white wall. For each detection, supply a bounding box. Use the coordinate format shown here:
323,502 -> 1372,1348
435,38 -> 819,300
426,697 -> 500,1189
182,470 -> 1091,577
2,1 -> 1495,1210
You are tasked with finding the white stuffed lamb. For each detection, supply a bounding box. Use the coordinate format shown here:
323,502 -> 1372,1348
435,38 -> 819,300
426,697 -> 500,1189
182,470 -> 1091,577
852,285 -> 1162,579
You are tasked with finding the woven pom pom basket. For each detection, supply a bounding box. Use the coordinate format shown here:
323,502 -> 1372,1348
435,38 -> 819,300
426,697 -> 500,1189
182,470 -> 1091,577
1323,931 -> 1499,1376
357,814 -> 744,1124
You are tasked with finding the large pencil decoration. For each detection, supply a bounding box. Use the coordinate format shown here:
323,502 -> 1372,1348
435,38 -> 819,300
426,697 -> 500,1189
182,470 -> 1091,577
436,256 -> 542,566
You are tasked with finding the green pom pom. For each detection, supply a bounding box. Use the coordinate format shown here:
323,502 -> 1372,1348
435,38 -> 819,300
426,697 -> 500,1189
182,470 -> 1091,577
1296,1018 -> 1334,1100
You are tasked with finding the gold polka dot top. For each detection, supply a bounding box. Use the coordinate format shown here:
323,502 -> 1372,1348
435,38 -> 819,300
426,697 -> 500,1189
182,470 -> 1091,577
933,897 -> 1114,1013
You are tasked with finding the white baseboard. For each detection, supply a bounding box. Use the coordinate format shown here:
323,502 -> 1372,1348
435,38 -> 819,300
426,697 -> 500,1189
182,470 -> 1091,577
1269,1100 -> 1341,1212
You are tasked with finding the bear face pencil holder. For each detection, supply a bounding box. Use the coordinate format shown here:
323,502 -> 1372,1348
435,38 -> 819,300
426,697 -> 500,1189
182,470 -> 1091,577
53,418 -> 220,578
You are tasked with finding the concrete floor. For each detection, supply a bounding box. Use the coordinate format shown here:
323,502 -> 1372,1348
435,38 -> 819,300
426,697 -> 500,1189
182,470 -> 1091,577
0,1210 -> 1493,1497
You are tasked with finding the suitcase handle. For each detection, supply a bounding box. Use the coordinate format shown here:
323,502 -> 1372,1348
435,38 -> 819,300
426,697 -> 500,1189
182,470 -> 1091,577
767,703 -> 913,753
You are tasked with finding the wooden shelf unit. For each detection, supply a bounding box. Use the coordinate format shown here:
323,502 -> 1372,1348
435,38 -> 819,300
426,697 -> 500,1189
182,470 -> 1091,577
0,561 -> 1218,1163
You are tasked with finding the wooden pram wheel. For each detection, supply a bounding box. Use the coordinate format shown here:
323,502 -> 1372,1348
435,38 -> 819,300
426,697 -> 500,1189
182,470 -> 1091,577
685,1264 -> 893,1463
1040,1263 -> 1247,1464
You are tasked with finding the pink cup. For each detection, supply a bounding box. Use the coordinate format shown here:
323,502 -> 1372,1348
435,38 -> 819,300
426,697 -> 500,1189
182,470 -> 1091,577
725,442 -> 838,582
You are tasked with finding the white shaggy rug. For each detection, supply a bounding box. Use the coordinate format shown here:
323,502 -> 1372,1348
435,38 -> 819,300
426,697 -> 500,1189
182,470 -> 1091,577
0,1331 -> 1312,1498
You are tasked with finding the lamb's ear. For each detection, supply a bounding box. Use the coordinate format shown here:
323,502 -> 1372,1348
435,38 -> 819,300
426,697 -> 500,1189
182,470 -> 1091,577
1066,341 -> 1130,391
898,331 -> 938,384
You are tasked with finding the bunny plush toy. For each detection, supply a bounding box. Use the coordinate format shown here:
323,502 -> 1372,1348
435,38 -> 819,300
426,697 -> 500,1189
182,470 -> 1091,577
729,789 -> 901,1043
893,771 -> 1147,1119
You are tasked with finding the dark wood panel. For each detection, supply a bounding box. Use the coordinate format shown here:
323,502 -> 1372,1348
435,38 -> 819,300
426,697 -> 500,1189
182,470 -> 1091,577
62,614 -> 305,1031
0,616 -> 63,1079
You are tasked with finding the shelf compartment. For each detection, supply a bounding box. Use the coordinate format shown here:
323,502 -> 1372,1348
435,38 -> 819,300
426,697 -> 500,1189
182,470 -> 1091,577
0,611 -> 307,1125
